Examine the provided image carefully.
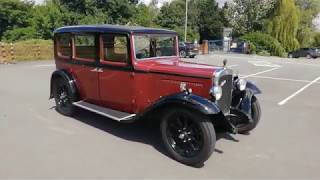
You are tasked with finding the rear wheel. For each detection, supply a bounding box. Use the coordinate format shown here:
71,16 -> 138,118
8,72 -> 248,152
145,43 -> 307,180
160,107 -> 216,166
53,78 -> 76,116
288,53 -> 293,58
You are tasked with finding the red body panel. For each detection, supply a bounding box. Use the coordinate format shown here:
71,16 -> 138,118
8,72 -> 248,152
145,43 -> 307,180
54,34 -> 220,114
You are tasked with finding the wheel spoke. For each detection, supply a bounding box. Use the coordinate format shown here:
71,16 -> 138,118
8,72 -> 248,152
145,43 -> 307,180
166,113 -> 204,158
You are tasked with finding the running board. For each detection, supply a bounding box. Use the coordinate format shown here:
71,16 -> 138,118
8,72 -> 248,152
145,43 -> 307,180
73,101 -> 136,121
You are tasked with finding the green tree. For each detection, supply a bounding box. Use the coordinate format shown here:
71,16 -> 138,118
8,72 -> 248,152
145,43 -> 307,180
313,32 -> 320,47
229,0 -> 276,36
266,0 -> 300,51
197,0 -> 224,41
95,0 -> 137,24
132,3 -> 157,27
31,1 -> 65,40
156,0 -> 199,41
296,0 -> 320,47
0,0 -> 34,40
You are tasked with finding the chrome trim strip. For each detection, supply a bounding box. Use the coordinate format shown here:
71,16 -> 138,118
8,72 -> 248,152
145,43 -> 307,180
73,101 -> 136,121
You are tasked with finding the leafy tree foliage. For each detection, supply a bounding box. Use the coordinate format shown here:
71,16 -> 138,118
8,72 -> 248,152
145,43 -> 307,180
296,0 -> 320,47
197,0 -> 224,41
229,0 -> 276,36
266,0 -> 300,51
0,0 -> 34,40
241,32 -> 286,56
156,0 -> 199,41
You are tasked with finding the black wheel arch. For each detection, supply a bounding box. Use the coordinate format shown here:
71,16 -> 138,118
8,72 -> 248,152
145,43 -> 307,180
141,92 -> 221,117
50,69 -> 78,99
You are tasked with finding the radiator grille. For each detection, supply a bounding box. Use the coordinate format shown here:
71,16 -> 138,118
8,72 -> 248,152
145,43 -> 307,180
217,74 -> 233,113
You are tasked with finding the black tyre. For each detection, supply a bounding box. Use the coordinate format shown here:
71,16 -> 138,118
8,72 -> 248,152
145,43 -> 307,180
307,54 -> 312,59
52,78 -> 76,116
234,96 -> 261,134
189,54 -> 196,58
179,50 -> 186,58
160,107 -> 216,166
288,53 -> 293,58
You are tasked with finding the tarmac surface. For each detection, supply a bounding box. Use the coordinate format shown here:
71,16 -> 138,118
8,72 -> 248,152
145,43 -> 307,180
1,53 -> 320,178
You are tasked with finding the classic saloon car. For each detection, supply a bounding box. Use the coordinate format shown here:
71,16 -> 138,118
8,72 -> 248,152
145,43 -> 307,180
50,25 -> 262,166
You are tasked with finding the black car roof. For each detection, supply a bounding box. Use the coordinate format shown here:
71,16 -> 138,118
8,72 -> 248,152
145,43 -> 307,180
54,24 -> 177,35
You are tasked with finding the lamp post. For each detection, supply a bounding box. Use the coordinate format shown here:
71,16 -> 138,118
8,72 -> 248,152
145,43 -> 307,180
184,0 -> 188,42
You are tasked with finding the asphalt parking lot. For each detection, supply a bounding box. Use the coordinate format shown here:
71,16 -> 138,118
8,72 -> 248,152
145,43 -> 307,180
1,53 -> 320,178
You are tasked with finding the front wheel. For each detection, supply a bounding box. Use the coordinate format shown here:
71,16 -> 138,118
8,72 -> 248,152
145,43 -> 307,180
160,107 -> 216,167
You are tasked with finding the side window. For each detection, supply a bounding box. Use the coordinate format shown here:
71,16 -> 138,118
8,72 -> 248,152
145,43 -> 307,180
74,34 -> 97,61
102,34 -> 128,63
56,33 -> 71,58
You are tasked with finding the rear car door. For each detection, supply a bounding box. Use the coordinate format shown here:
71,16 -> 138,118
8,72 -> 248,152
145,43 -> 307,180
72,33 -> 100,103
98,33 -> 134,113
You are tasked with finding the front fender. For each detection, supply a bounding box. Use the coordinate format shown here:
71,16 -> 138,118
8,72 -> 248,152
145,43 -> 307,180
232,88 -> 255,123
49,69 -> 77,99
142,92 -> 221,116
246,80 -> 262,94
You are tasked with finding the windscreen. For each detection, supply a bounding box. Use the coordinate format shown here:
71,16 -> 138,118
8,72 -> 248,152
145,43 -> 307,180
134,34 -> 177,60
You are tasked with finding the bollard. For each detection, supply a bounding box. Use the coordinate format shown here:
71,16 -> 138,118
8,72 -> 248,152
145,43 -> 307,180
10,43 -> 15,61
37,44 -> 41,59
0,43 -> 6,63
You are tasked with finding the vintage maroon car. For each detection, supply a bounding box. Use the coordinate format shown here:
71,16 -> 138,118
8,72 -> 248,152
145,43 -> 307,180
50,25 -> 261,166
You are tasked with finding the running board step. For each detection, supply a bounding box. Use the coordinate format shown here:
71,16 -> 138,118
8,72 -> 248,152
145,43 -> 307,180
73,101 -> 136,121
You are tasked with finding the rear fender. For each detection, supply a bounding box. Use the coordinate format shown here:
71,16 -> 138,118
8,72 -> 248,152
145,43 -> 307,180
49,69 -> 77,99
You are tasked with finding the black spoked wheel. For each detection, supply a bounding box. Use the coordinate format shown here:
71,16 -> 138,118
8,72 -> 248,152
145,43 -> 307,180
231,96 -> 261,134
160,107 -> 216,166
306,54 -> 312,59
53,78 -> 76,116
179,50 -> 186,58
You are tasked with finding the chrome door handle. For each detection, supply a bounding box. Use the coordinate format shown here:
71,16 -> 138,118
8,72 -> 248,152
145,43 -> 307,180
90,68 -> 98,72
97,68 -> 103,73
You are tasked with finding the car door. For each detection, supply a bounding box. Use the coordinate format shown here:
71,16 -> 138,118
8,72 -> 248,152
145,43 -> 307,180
98,33 -> 134,113
72,33 -> 100,103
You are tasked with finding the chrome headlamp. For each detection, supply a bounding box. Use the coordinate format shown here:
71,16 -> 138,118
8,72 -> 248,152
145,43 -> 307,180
237,78 -> 247,91
210,86 -> 222,100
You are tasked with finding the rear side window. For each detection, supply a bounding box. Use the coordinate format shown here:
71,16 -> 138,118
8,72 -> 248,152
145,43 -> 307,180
74,34 -> 97,61
102,34 -> 129,63
56,34 -> 71,58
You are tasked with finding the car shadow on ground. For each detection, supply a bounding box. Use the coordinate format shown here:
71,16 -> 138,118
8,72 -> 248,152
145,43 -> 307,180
70,108 -> 240,160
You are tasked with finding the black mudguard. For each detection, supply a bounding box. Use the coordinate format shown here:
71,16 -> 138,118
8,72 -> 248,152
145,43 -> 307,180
232,80 -> 261,123
49,69 -> 77,99
144,92 -> 221,115
141,92 -> 236,133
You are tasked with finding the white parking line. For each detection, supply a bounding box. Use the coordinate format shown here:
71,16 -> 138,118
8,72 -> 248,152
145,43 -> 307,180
241,67 -> 279,78
278,76 -> 320,106
32,64 -> 55,68
247,75 -> 320,84
227,64 -> 239,68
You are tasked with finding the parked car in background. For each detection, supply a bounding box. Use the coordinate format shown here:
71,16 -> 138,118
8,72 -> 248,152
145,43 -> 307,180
50,25 -> 262,167
288,48 -> 320,59
179,42 -> 197,58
